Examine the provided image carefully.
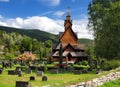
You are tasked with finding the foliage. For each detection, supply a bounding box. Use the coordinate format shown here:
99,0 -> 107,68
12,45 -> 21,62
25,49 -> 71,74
88,0 -> 120,59
0,30 -> 52,60
74,65 -> 90,70
100,60 -> 120,71
100,78 -> 120,87
78,38 -> 94,47
85,46 -> 95,60
5,53 -> 15,59
0,26 -> 94,45
44,40 -> 52,48
0,26 -> 59,43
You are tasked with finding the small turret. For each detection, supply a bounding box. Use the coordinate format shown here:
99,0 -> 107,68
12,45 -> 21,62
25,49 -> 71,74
64,7 -> 72,30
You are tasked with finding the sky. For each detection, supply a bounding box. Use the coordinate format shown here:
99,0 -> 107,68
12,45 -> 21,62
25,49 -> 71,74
0,0 -> 93,39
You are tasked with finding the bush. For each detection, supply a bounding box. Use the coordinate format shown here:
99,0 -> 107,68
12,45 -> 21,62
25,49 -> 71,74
101,60 -> 120,71
74,65 -> 90,70
82,61 -> 88,66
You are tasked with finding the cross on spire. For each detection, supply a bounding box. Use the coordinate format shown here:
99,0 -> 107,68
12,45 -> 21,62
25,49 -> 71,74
67,6 -> 70,17
66,6 -> 71,20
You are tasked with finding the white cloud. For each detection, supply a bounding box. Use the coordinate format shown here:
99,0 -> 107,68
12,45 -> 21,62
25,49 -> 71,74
53,11 -> 65,18
39,0 -> 60,6
73,19 -> 93,39
0,16 -> 93,39
0,16 -> 63,34
0,0 -> 9,2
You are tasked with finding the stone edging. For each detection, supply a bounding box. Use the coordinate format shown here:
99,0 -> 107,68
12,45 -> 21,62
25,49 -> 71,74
66,71 -> 120,87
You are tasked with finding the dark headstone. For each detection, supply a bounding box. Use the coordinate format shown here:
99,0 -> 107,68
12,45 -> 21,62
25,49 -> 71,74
74,70 -> 82,74
26,68 -> 32,74
15,68 -> 22,75
20,62 -> 25,66
51,69 -> 58,74
37,66 -> 45,72
30,66 -> 36,71
16,67 -> 21,71
2,62 -> 5,68
36,71 -> 44,76
9,62 -> 12,68
18,71 -> 22,77
5,62 -> 10,68
8,70 -> 16,75
16,81 -> 30,87
0,69 -> 3,74
30,76 -> 35,80
82,70 -> 88,74
42,76 -> 48,81
96,70 -> 100,74
66,67 -> 74,72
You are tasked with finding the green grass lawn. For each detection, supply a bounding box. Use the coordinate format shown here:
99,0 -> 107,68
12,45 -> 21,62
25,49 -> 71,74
100,78 -> 120,87
0,64 -> 118,87
0,67 -> 105,87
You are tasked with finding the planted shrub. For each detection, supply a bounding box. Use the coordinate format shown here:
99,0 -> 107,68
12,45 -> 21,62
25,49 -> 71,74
82,61 -> 88,66
73,65 -> 90,70
101,60 -> 120,71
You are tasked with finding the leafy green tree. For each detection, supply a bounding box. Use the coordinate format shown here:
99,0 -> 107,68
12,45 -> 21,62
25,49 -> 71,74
32,39 -> 41,53
5,53 -> 15,59
88,0 -> 120,59
20,37 -> 32,53
44,40 -> 52,48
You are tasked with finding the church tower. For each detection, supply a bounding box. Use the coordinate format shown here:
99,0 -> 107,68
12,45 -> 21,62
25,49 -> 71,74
52,8 -> 88,63
59,9 -> 78,44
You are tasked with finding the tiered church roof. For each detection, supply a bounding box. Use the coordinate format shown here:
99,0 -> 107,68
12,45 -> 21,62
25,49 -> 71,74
52,9 -> 88,63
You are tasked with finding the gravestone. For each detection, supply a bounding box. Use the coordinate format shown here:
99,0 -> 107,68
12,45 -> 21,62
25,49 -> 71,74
16,81 -> 30,87
30,76 -> 35,80
5,62 -> 10,68
51,69 -> 58,74
82,69 -> 88,74
42,76 -> 48,81
36,71 -> 44,76
9,62 -> 12,68
37,66 -> 45,72
0,69 -> 3,74
15,68 -> 22,75
8,70 -> 16,75
20,62 -> 25,66
15,67 -> 21,71
30,66 -> 36,71
66,67 -> 74,72
74,70 -> 82,74
2,62 -> 5,68
26,68 -> 32,74
18,70 -> 22,77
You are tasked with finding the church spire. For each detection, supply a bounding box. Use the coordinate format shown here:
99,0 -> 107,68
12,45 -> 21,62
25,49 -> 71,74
66,7 -> 71,20
64,7 -> 72,30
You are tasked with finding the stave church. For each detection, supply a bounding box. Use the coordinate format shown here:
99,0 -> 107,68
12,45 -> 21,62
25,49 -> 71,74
52,9 -> 88,64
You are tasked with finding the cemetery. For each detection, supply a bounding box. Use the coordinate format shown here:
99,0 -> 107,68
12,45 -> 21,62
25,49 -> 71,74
0,58 -> 120,87
0,0 -> 119,87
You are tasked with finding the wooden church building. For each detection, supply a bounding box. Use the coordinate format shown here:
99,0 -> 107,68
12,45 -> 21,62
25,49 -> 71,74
52,9 -> 88,63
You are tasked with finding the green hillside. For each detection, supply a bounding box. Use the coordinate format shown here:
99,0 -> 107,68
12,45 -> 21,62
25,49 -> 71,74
0,26 -> 93,45
0,26 -> 59,43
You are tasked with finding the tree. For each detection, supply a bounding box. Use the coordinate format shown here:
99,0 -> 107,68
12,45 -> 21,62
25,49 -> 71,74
88,0 -> 120,59
20,37 -> 32,53
44,40 -> 52,48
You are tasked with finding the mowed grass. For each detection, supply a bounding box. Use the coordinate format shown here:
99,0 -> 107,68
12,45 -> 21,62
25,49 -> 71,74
0,67 -> 105,87
0,65 -> 112,87
100,78 -> 120,87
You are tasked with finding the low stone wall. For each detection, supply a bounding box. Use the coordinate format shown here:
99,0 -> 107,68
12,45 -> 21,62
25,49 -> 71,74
66,71 -> 120,87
